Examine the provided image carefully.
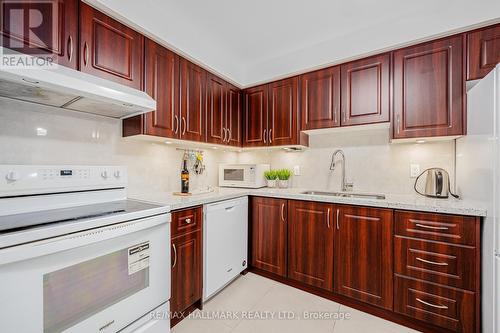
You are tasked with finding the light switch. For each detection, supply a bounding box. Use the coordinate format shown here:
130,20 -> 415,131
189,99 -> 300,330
410,164 -> 420,178
293,165 -> 301,176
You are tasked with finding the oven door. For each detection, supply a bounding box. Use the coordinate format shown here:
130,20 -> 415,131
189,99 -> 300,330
0,213 -> 171,333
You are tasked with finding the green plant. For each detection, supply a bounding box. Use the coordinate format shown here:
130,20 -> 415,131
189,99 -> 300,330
264,169 -> 278,180
276,168 -> 292,180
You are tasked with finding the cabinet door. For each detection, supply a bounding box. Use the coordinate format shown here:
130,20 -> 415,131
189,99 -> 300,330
467,24 -> 500,80
341,54 -> 390,126
300,66 -> 341,130
227,84 -> 242,146
79,2 -> 143,89
334,206 -> 393,310
206,74 -> 226,144
180,59 -> 205,142
143,39 -> 179,138
393,36 -> 464,139
244,85 -> 268,147
288,200 -> 334,291
268,77 -> 298,146
251,197 -> 287,277
1,0 -> 78,69
171,230 -> 202,314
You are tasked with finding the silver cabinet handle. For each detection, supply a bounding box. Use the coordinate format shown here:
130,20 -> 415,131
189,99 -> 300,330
281,203 -> 285,222
269,129 -> 272,143
416,298 -> 448,310
228,129 -> 232,142
336,209 -> 340,230
263,129 -> 267,143
334,107 -> 337,124
172,243 -> 177,268
182,117 -> 187,135
67,35 -> 73,62
327,208 -> 331,228
416,257 -> 448,266
185,218 -> 192,224
396,115 -> 401,135
342,110 -> 346,123
83,42 -> 89,66
222,128 -> 227,142
174,115 -> 179,134
415,223 -> 449,231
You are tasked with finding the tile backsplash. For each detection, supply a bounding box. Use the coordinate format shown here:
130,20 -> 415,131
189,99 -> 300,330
1,98 -> 455,196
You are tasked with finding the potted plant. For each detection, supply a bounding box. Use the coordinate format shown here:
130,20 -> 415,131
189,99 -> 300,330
277,169 -> 292,188
264,170 -> 278,188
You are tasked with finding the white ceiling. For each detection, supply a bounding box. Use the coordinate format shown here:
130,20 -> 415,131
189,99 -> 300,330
88,0 -> 500,87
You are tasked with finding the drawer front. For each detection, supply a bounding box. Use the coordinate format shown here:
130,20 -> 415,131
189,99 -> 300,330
172,206 -> 202,237
395,237 -> 476,291
394,275 -> 475,333
395,211 -> 477,246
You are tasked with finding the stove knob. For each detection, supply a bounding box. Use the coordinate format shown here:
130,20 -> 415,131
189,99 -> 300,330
101,171 -> 109,179
114,170 -> 121,178
6,171 -> 20,182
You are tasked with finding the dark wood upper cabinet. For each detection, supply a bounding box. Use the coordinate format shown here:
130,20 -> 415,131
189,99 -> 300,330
180,59 -> 205,142
268,77 -> 298,146
227,84 -> 242,146
467,24 -> 500,80
334,205 -> 393,310
251,197 -> 287,277
0,0 -> 78,69
79,2 -> 143,89
244,84 -> 268,147
341,54 -> 390,126
206,74 -> 226,145
300,66 -> 341,130
393,35 -> 465,139
287,200 -> 334,291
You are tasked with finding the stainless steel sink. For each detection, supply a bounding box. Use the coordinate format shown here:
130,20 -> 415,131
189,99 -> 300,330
301,191 -> 386,200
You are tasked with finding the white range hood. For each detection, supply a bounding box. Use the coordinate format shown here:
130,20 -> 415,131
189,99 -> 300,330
0,48 -> 156,119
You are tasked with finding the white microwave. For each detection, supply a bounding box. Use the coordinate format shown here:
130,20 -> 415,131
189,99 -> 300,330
219,164 -> 270,188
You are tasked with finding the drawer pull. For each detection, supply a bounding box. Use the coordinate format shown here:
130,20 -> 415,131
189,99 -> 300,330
416,257 -> 448,266
185,218 -> 192,224
416,298 -> 448,310
415,223 -> 449,230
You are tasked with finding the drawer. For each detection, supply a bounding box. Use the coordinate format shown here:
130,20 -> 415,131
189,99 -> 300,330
395,211 -> 477,246
394,237 -> 476,291
394,275 -> 475,333
171,206 -> 202,237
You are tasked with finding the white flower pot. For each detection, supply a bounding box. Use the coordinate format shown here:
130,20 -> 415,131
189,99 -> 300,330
278,180 -> 289,188
267,179 -> 277,188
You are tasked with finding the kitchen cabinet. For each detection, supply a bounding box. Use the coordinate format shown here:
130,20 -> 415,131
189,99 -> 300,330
250,197 -> 287,277
467,24 -> 500,80
243,85 -> 268,147
179,59 -> 206,142
300,66 -> 341,130
268,77 -> 299,146
79,2 -> 144,89
393,35 -> 465,139
341,54 -> 390,126
333,206 -> 393,310
287,200 -> 334,291
171,207 -> 203,316
226,84 -> 242,146
0,0 -> 78,69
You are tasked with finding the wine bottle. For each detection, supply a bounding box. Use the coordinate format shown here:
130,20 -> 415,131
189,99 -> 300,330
181,159 -> 189,193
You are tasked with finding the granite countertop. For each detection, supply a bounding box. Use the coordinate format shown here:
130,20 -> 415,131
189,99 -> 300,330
131,187 -> 487,217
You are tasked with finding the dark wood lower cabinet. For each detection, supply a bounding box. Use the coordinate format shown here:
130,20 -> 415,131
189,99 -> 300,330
334,206 -> 393,310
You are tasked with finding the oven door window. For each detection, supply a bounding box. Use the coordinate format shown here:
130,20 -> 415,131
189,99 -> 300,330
43,245 -> 149,333
224,169 -> 244,181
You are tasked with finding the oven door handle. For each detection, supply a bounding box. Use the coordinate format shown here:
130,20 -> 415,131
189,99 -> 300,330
0,214 -> 170,266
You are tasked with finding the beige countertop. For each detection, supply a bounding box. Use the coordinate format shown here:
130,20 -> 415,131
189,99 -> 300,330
132,187 -> 487,217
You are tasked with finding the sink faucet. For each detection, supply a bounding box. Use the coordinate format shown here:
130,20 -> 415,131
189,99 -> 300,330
330,149 -> 353,192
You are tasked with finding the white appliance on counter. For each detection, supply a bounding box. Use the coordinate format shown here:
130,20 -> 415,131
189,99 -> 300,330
203,197 -> 248,300
0,165 -> 171,333
456,64 -> 500,333
219,164 -> 270,188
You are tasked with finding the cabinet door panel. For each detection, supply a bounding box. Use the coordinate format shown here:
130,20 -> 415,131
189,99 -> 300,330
79,2 -> 143,89
334,206 -> 393,310
288,200 -> 334,291
300,66 -> 341,130
251,197 -> 287,277
341,54 -> 390,126
467,24 -> 500,80
206,74 -> 225,144
1,0 -> 78,69
227,84 -> 242,146
143,39 -> 179,138
180,59 -> 205,142
393,36 -> 464,138
244,85 -> 268,147
268,77 -> 298,146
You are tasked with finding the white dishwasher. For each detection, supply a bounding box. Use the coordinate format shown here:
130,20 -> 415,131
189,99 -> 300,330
203,197 -> 248,300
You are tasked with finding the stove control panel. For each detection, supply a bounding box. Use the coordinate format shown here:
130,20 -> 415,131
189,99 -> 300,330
0,165 -> 127,196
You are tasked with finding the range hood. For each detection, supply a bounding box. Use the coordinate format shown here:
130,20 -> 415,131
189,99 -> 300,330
0,48 -> 156,119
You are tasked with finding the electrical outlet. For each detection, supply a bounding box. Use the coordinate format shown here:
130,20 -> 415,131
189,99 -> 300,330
293,165 -> 301,176
410,164 -> 420,178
